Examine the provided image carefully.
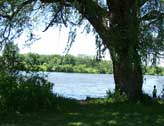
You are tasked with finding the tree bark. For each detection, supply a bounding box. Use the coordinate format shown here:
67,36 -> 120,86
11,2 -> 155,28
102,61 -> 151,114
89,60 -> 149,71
82,0 -> 143,98
106,0 -> 143,98
110,49 -> 143,98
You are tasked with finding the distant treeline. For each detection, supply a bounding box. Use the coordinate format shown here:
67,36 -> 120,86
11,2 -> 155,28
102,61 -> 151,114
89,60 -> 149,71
18,54 -> 113,74
17,53 -> 164,75
144,66 -> 164,76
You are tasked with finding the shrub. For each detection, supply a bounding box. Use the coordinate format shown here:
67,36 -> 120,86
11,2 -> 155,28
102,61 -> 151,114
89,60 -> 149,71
0,73 -> 55,114
0,43 -> 57,114
106,89 -> 128,103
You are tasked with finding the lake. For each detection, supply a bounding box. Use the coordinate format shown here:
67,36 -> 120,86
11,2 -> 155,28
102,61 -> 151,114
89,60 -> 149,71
46,72 -> 164,100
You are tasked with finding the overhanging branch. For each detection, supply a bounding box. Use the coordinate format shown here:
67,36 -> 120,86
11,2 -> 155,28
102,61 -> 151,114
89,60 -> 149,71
42,0 -> 109,39
141,10 -> 164,21
11,0 -> 37,20
0,0 -> 36,21
43,8 -> 62,32
0,13 -> 11,20
138,0 -> 149,7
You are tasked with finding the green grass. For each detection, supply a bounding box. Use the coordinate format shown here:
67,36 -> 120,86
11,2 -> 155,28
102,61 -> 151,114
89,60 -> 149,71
1,99 -> 164,126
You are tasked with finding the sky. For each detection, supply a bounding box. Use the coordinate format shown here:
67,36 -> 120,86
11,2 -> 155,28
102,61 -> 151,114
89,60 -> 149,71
16,26 -> 110,59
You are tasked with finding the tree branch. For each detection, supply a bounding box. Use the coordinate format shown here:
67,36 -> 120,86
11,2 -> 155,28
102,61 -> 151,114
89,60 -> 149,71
138,0 -> 149,7
79,0 -> 110,47
0,0 -> 36,20
141,10 -> 164,21
43,8 -> 62,32
42,0 -> 109,41
0,13 -> 11,20
9,0 -> 37,21
62,0 -> 109,47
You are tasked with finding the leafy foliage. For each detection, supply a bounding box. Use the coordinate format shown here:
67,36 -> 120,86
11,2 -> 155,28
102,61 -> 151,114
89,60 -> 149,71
106,90 -> 128,103
0,43 -> 56,115
0,73 -> 54,114
18,53 -> 113,74
14,53 -> 164,75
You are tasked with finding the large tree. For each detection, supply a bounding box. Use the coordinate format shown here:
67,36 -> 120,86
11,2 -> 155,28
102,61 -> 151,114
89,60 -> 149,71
0,0 -> 164,98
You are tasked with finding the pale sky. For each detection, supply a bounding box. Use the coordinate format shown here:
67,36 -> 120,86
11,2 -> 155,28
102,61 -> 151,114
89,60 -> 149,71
15,25 -> 111,61
16,26 -> 110,57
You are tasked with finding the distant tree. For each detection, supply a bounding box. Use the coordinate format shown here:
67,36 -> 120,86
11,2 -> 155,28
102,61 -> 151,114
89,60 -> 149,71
62,55 -> 76,65
98,60 -> 113,73
0,0 -> 164,98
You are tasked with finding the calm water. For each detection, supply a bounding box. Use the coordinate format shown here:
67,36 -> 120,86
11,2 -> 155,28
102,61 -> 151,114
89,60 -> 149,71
46,72 -> 164,100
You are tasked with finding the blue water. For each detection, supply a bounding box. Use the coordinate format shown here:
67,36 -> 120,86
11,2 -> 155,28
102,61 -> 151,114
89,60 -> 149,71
46,72 -> 164,100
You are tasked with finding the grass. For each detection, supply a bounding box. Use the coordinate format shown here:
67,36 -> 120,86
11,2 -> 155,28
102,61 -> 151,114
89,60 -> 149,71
0,98 -> 164,126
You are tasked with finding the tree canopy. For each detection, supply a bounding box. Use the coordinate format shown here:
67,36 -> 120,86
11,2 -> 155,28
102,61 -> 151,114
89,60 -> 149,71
0,0 -> 163,61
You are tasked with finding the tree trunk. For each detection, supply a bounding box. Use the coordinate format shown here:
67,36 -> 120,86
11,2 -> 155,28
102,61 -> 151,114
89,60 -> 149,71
107,0 -> 143,98
110,49 -> 143,98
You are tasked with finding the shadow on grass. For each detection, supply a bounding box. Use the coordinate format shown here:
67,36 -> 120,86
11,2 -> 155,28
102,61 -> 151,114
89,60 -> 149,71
1,99 -> 164,126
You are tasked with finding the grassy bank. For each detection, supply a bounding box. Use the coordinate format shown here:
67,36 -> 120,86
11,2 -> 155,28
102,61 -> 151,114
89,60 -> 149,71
1,99 -> 164,126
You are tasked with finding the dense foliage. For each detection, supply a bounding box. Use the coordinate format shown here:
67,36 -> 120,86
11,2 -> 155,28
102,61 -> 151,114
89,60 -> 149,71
16,53 -> 164,75
0,43 -> 56,114
18,53 -> 113,74
0,74 -> 55,113
144,66 -> 164,75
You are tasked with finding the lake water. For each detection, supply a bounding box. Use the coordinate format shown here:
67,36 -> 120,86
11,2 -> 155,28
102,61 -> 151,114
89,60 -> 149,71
46,72 -> 164,100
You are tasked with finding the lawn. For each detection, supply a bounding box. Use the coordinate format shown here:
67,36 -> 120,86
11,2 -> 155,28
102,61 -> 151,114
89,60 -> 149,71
1,99 -> 164,126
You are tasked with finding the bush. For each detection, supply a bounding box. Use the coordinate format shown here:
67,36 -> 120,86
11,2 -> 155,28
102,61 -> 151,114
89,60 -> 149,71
106,89 -> 128,103
0,43 -> 57,114
0,73 -> 55,114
